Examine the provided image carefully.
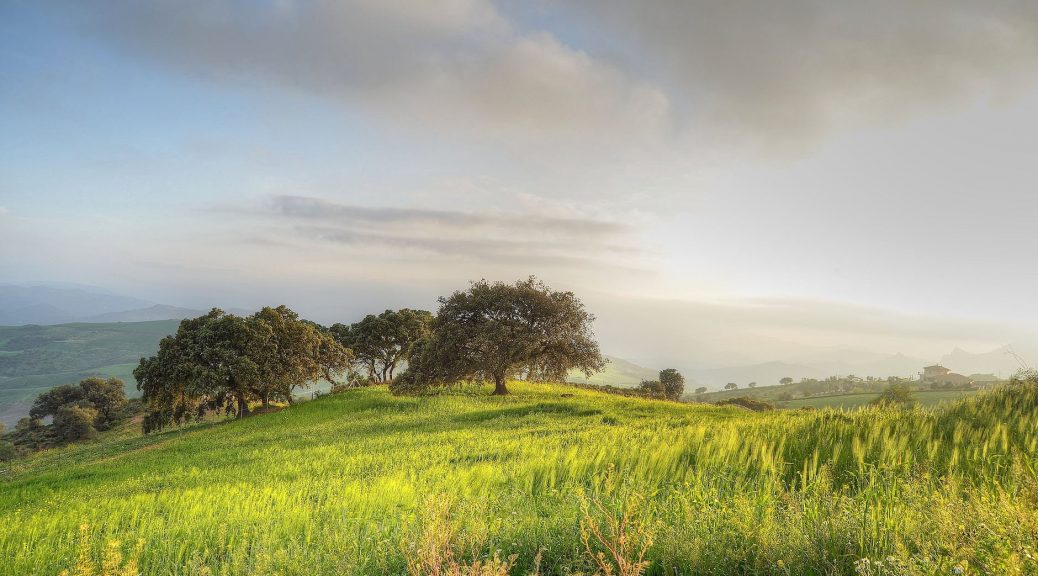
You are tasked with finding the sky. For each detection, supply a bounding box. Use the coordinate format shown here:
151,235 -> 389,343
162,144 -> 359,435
3,0 -> 1038,370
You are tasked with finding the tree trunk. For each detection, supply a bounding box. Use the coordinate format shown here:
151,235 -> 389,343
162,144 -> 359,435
492,375 -> 509,395
236,393 -> 250,418
262,392 -> 270,407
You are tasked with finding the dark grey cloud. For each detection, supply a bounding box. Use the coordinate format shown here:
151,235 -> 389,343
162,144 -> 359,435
271,195 -> 630,237
258,195 -> 645,268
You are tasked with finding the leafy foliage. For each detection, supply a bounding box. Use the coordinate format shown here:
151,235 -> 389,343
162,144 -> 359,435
394,277 -> 605,395
870,382 -> 917,407
11,377 -> 131,449
636,369 -> 685,401
329,309 -> 432,382
134,307 -> 350,431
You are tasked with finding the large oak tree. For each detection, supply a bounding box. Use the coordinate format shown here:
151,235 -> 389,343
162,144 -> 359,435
394,277 -> 604,395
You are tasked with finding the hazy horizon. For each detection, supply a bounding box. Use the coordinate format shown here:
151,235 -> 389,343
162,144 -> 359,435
4,1 -> 1038,371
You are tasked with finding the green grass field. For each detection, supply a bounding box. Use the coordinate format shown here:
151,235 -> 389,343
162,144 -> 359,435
2,382 -> 1037,575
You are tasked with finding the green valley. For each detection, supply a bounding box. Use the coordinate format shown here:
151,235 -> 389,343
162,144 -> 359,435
0,321 -> 178,426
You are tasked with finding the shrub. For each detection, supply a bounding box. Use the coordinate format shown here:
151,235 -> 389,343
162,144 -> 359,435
870,382 -> 916,407
0,440 -> 14,462
53,405 -> 99,443
715,396 -> 775,412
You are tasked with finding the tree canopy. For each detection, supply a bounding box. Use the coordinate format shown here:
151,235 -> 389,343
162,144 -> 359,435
134,307 -> 351,432
871,382 -> 917,407
638,368 -> 686,401
393,277 -> 604,395
29,376 -> 128,432
329,309 -> 432,382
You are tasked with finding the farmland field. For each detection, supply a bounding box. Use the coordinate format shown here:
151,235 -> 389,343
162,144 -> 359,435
0,321 -> 177,425
2,382 -> 1037,575
780,389 -> 978,410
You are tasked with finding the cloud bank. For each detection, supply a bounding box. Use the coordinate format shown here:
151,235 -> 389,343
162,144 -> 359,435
55,0 -> 1038,153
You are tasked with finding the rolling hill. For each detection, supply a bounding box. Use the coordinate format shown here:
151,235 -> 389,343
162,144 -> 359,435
0,320 -> 179,425
567,354 -> 658,387
1,382 -> 1035,575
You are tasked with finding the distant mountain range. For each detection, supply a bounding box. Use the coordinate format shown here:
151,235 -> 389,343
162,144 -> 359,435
667,347 -> 1031,390
0,283 -> 206,325
82,304 -> 206,323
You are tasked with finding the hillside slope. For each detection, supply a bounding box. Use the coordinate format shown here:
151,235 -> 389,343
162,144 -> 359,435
566,354 -> 657,387
2,382 -> 1036,575
0,320 -> 178,425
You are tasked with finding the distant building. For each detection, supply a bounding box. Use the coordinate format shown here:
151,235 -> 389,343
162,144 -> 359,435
968,373 -> 1000,388
921,365 -> 950,380
920,364 -> 973,386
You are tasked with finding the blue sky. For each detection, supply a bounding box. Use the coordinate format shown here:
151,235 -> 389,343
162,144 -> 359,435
4,0 -> 1038,368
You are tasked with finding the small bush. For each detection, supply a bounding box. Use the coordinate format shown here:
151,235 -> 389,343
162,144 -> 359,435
715,396 -> 775,412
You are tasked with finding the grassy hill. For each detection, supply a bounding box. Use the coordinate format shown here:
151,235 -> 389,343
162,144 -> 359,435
778,389 -> 978,410
2,382 -> 1036,575
693,378 -> 983,409
0,320 -> 178,425
567,354 -> 657,387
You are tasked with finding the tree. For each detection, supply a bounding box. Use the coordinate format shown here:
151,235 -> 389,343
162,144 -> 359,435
639,369 -> 685,401
29,377 -> 128,432
0,439 -> 14,461
252,306 -> 354,405
394,277 -> 604,395
748,381 -> 757,388
330,309 -> 432,382
724,382 -> 738,390
780,377 -> 793,385
29,384 -> 83,420
53,404 -> 98,443
638,379 -> 663,397
694,386 -> 707,395
135,307 -> 350,432
658,368 -> 685,400
78,377 -> 128,430
871,382 -> 916,407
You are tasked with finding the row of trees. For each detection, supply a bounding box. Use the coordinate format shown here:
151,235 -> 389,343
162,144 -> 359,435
115,277 -> 607,433
328,309 -> 432,383
134,306 -> 351,432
